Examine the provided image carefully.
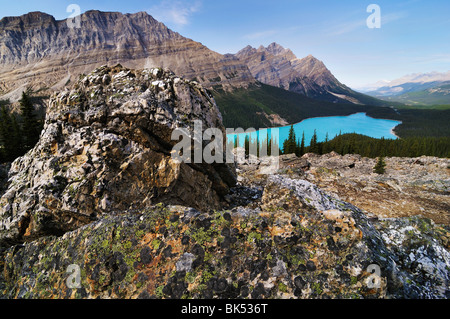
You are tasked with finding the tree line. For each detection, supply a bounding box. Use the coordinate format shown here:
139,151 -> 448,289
0,92 -> 43,163
280,125 -> 450,158
240,125 -> 449,159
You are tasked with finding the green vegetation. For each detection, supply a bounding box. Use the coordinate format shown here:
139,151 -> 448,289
373,156 -> 387,174
0,92 -> 44,163
306,133 -> 449,158
283,125 -> 298,155
237,130 -> 449,160
212,83 -> 398,130
214,84 -> 449,158
19,92 -> 42,150
0,105 -> 22,162
213,83 -> 449,138
392,109 -> 450,138
380,83 -> 450,106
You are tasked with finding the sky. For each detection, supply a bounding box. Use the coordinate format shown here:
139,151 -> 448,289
0,0 -> 449,89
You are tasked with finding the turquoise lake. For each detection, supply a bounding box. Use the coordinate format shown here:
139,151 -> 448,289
227,113 -> 402,148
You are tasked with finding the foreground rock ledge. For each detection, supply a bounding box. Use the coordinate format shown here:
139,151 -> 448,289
1,175 -> 448,299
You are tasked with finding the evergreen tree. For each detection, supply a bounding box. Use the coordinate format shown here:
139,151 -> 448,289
244,135 -> 250,157
295,138 -> 301,157
0,105 -> 23,162
322,133 -> 330,154
309,130 -> 319,154
19,91 -> 40,150
267,132 -> 272,156
299,131 -> 305,156
373,156 -> 387,174
283,125 -> 297,155
0,106 -> 10,161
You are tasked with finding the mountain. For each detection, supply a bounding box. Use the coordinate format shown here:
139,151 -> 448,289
360,71 -> 450,105
233,43 -> 391,106
0,11 -> 254,101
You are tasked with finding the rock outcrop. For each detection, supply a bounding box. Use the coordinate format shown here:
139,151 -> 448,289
0,65 -> 236,248
294,153 -> 449,226
0,11 -> 254,101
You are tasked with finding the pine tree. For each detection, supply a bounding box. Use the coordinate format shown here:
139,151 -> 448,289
373,156 -> 386,174
244,135 -> 250,157
0,106 -> 10,161
299,132 -> 305,156
295,138 -> 301,157
309,130 -> 318,154
267,132 -> 272,156
0,105 -> 23,162
283,125 -> 297,155
322,133 -> 330,154
19,91 -> 40,150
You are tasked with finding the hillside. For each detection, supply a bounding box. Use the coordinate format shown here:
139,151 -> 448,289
213,83 -> 399,129
380,82 -> 450,106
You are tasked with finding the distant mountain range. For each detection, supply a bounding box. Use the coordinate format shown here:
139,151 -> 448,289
0,10 -> 398,128
358,71 -> 450,106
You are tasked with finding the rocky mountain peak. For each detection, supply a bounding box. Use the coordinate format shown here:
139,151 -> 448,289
265,42 -> 291,56
0,11 -> 56,30
234,43 -> 361,103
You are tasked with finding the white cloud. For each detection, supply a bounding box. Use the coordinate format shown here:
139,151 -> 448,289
329,20 -> 366,36
149,0 -> 202,27
328,10 -> 407,36
242,29 -> 278,40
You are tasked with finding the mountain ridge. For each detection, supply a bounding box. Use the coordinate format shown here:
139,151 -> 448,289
0,10 -> 255,101
233,42 -> 393,107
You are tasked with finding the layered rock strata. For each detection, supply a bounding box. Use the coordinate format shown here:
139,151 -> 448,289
0,11 -> 254,101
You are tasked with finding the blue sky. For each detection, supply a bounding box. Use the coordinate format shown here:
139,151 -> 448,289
1,0 -> 449,88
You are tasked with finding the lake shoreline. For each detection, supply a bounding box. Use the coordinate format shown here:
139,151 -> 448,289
227,112 -> 402,146
390,127 -> 401,139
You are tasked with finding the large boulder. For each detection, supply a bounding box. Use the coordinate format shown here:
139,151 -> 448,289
0,65 -> 236,248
